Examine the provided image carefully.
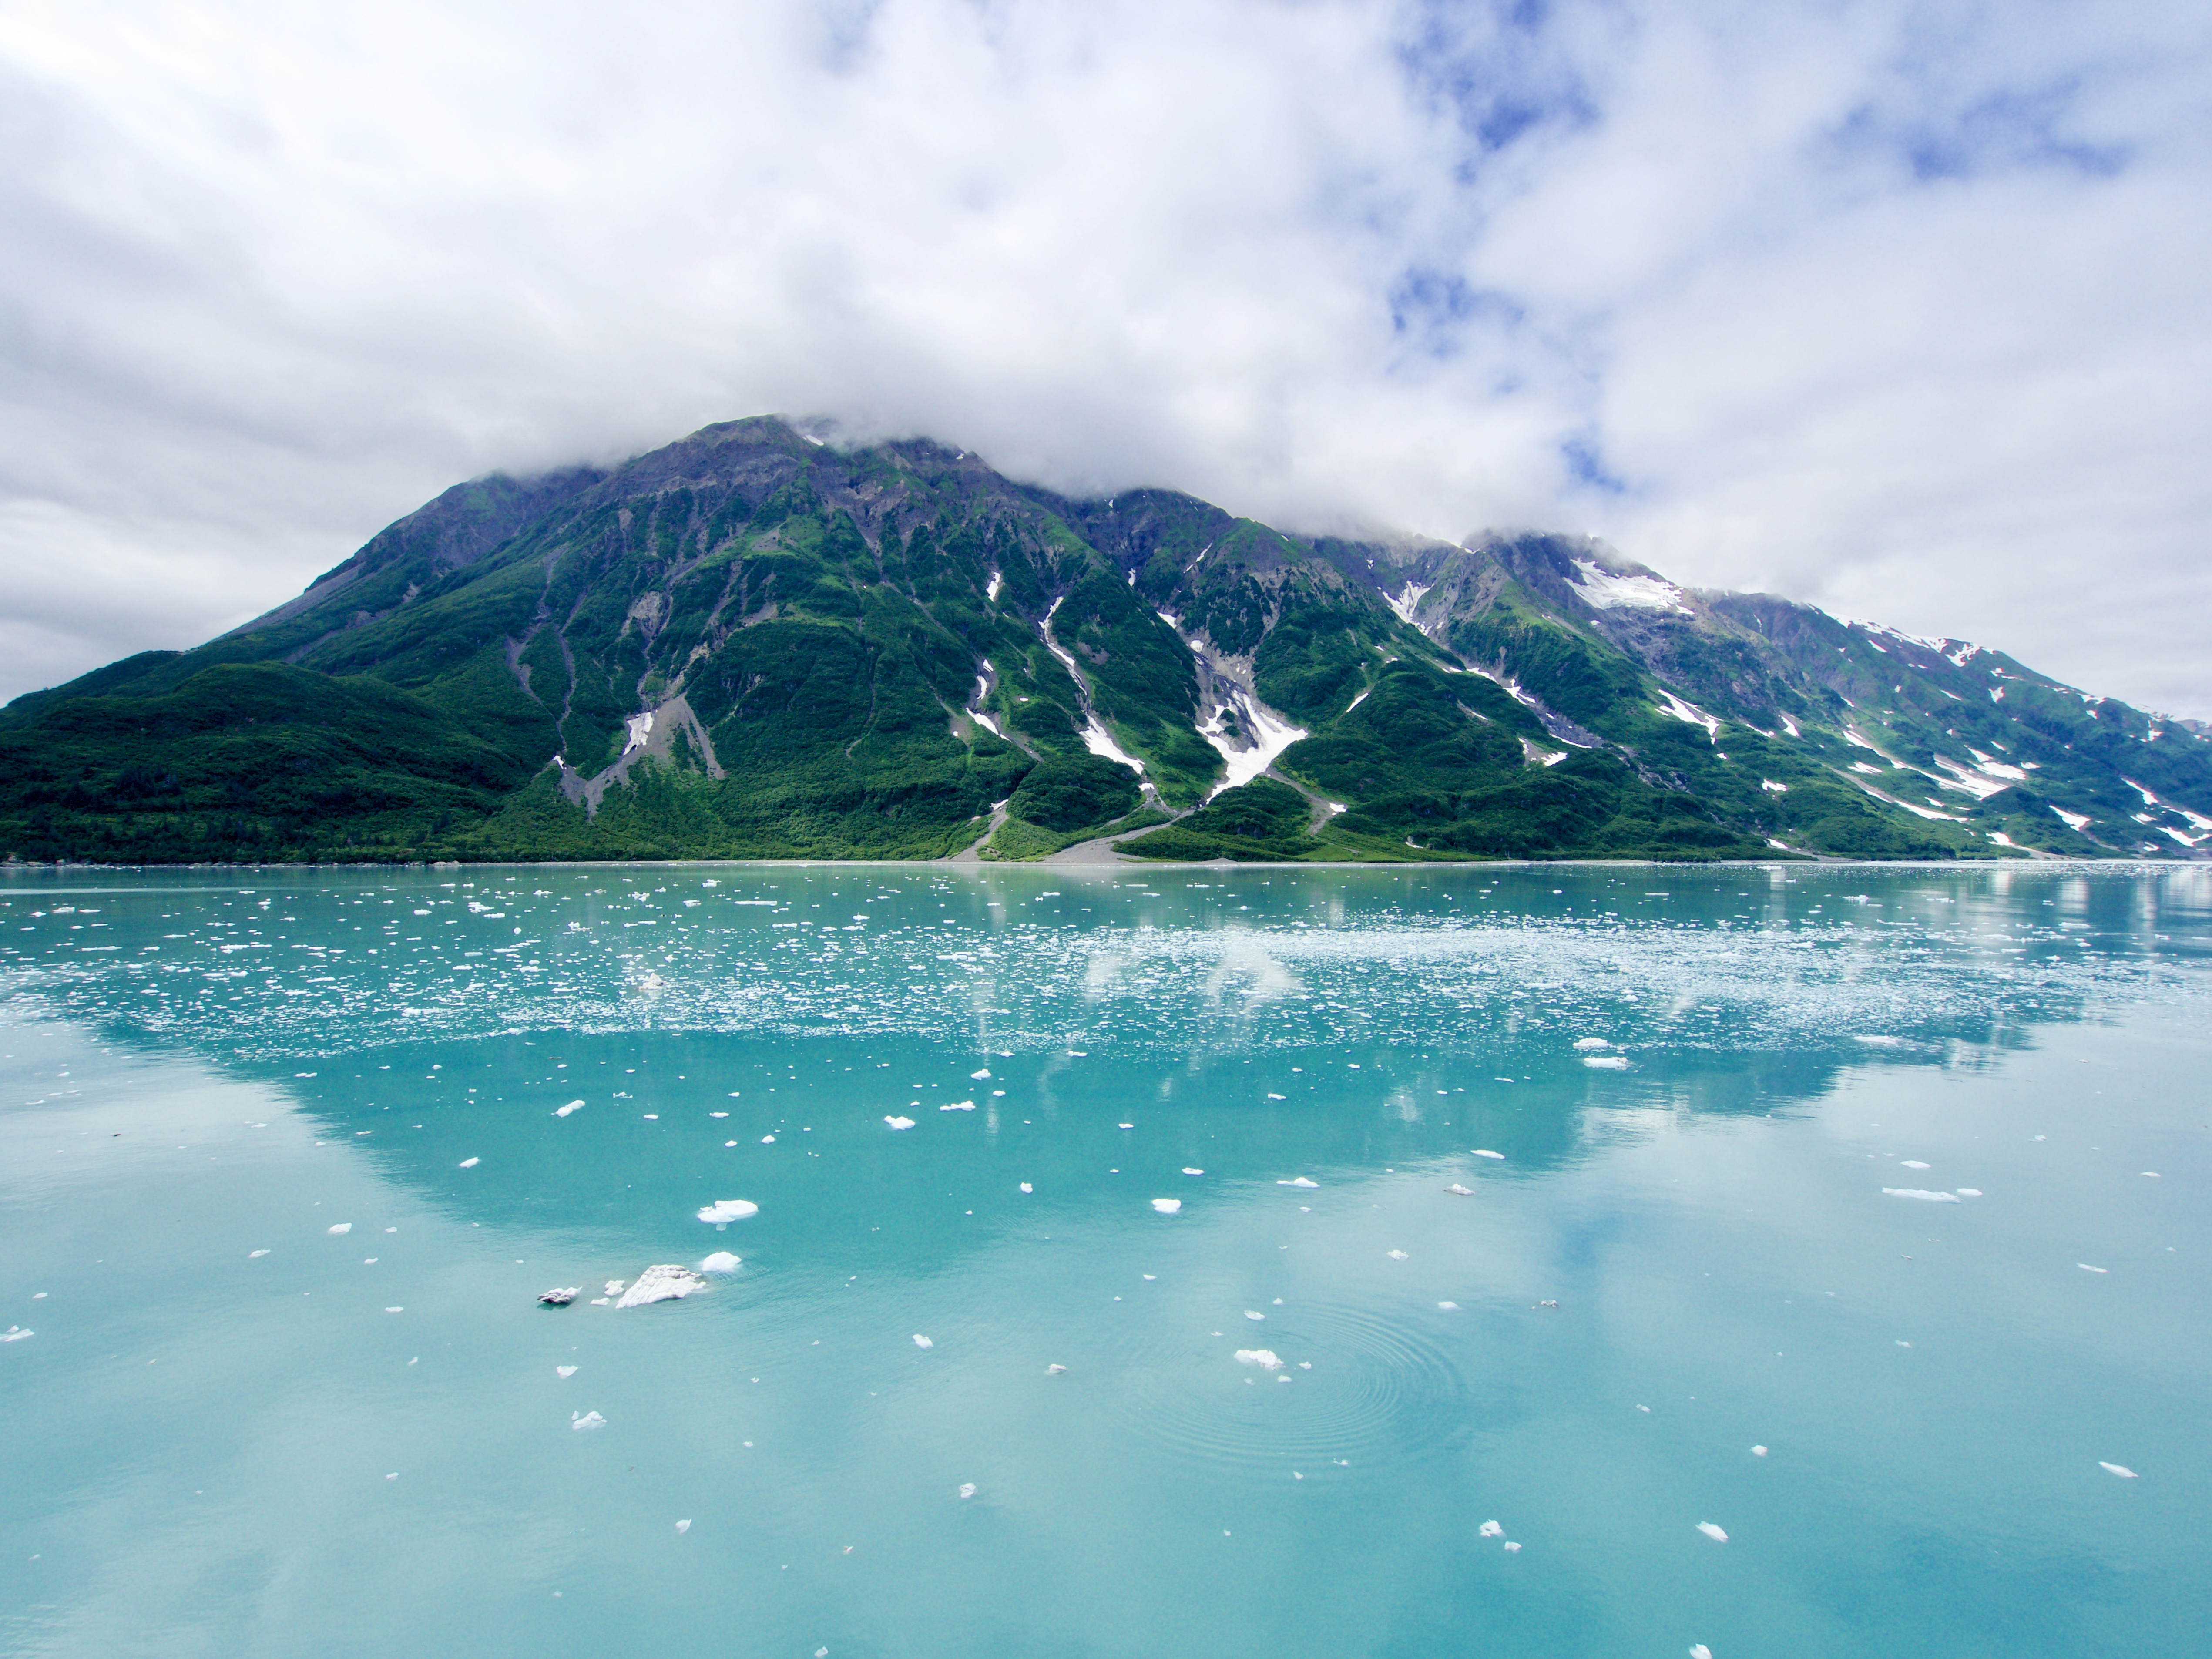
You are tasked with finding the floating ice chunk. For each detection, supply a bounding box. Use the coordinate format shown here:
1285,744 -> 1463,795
1119,1123 -> 1134,1130
1584,1056 -> 1630,1070
941,1100 -> 976,1112
1267,1092 -> 1287,1101
1900,1160 -> 1931,1170
1573,1038 -> 1610,1051
1956,1188 -> 1983,1197
675,1519 -> 691,1534
2033,1135 -> 2046,1142
1277,1176 -> 1318,1189
1752,1445 -> 1768,1457
249,1249 -> 270,1258
1245,1310 -> 1266,1321
1637,1405 -> 1651,1413
1151,1198 -> 1181,1214
1691,1647 -> 1713,1659
958,1482 -> 976,1499
1183,1167 -> 1204,1176
538,1287 -> 580,1306
884,1116 -> 916,1131
1437,1301 -> 1460,1311
970,1068 -> 991,1080
1883,1188 -> 1960,1202
1045,1363 -> 1067,1375
2078,1264 -> 2108,1274
554,1101 -> 584,1117
697,1199 -> 759,1225
1478,1520 -> 1503,1538
1502,1541 -> 1521,1553
617,1265 -> 708,1307
458,1157 -> 480,1169
1696,1522 -> 1728,1543
2099,1462 -> 2138,1478
2142,1171 -> 2160,1178
760,1135 -> 775,1143
1387,1249 -> 1409,1260
700,1252 -> 741,1273
913,1334 -> 933,1349
1445,1183 -> 1475,1196
1235,1349 -> 1283,1370
1472,1149 -> 1504,1160
604,1280 -> 626,1296
556,1365 -> 577,1378
328,1223 -> 352,1235
571,1411 -> 605,1431
1,1327 -> 31,1342
1019,1182 -> 1033,1194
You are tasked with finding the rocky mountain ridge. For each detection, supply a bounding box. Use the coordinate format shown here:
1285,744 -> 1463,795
3,416 -> 2205,864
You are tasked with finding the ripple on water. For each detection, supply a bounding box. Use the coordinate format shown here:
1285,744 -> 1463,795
1100,1299 -> 1474,1474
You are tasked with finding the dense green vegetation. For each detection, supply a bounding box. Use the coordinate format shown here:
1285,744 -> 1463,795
4,416 -> 2205,865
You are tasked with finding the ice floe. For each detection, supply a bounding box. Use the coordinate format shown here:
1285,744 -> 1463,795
884,1115 -> 916,1131
1437,1300 -> 1460,1310
1696,1522 -> 1728,1543
1479,1520 -> 1503,1538
616,1265 -> 708,1307
1900,1160 -> 1930,1170
538,1287 -> 580,1306
1019,1182 -> 1033,1194
327,1223 -> 352,1235
675,1519 -> 691,1534
2,1327 -> 31,1342
1956,1188 -> 1983,1197
958,1482 -> 977,1499
1277,1176 -> 1319,1188
571,1410 -> 606,1431
1245,1310 -> 1266,1321
913,1334 -> 933,1349
1445,1183 -> 1475,1196
2078,1264 -> 2108,1274
1151,1198 -> 1181,1214
458,1157 -> 480,1169
697,1199 -> 758,1225
554,1101 -> 584,1117
700,1252 -> 741,1273
249,1249 -> 270,1258
1584,1055 -> 1631,1070
2099,1461 -> 2138,1478
940,1099 -> 975,1112
1387,1249 -> 1409,1260
1045,1363 -> 1067,1375
1883,1188 -> 1960,1202
1182,1167 -> 1205,1176
1752,1445 -> 1768,1457
1235,1349 -> 1283,1370
1472,1149 -> 1504,1160
557,1365 -> 577,1378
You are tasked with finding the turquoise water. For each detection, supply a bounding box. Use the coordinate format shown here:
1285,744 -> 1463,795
2,862 -> 2207,1658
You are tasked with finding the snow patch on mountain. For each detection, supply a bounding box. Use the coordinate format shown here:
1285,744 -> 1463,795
1655,689 -> 1720,739
1386,581 -> 1433,628
1569,560 -> 1692,615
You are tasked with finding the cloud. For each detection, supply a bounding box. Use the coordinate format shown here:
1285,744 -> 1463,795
0,0 -> 2206,712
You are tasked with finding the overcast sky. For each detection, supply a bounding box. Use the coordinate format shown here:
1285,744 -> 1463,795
3,0 -> 2207,713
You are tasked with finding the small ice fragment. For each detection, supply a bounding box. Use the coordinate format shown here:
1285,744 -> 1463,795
1472,1149 -> 1504,1160
675,1519 -> 691,1534
2033,1134 -> 2046,1142
711,1111 -> 728,1118
913,1334 -> 933,1349
700,1252 -> 741,1273
571,1410 -> 606,1431
1752,1445 -> 1768,1457
1896,1340 -> 1912,1347
1118,1123 -> 1134,1130
1019,1182 -> 1033,1194
458,1157 -> 480,1168
971,1069 -> 991,1080
760,1135 -> 775,1143
1573,1037 -> 1610,1051
1234,1349 -> 1283,1370
1637,1404 -> 1651,1413
1267,1092 -> 1287,1100
1245,1310 -> 1266,1321
1696,1522 -> 1728,1543
1437,1301 -> 1460,1310
1182,1167 -> 1204,1175
538,1287 -> 580,1306
2078,1264 -> 2108,1273
249,1249 -> 270,1258
1502,1541 -> 1521,1553
554,1101 -> 584,1117
556,1365 -> 577,1378
696,1199 -> 759,1225
1,1327 -> 31,1342
383,1305 -> 403,1313
1691,1647 -> 1713,1659
1900,1159 -> 1930,1170
604,1280 -> 625,1296
1386,1249 -> 1408,1260
1277,1176 -> 1318,1188
1883,1188 -> 1960,1202
884,1116 -> 916,1131
1045,1363 -> 1067,1375
957,1483 -> 976,1499
1956,1188 -> 1983,1197
327,1223 -> 352,1235
940,1100 -> 975,1112
1584,1055 -> 1630,1070
1479,1520 -> 1503,1538
616,1264 -> 708,1307
1150,1198 -> 1181,1214
725,1141 -> 737,1148
2099,1461 -> 2138,1478
2142,1171 -> 2160,1178
1445,1183 -> 1475,1196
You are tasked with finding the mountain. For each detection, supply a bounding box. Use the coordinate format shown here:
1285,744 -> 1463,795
4,416 -> 2207,866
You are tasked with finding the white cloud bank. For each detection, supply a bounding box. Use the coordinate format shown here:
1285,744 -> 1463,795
1,0 -> 2207,712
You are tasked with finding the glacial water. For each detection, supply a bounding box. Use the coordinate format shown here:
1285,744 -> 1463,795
2,861 -> 2208,1659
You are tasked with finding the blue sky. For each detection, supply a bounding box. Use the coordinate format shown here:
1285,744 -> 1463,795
2,0 -> 2208,712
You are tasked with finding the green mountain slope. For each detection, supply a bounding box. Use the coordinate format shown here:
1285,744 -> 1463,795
3,417 -> 2205,864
